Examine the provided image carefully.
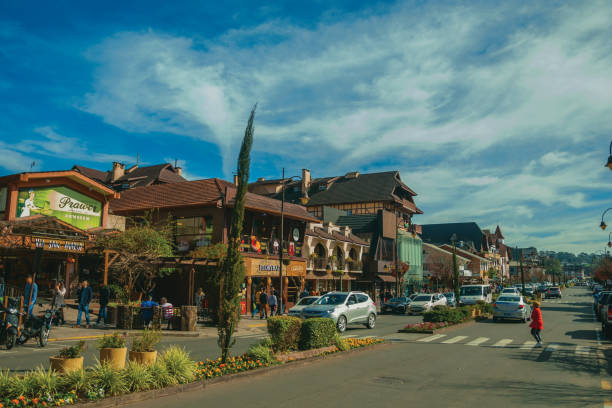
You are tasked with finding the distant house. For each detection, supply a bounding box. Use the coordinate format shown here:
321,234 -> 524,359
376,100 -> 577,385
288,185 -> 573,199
420,222 -> 485,252
72,162 -> 186,191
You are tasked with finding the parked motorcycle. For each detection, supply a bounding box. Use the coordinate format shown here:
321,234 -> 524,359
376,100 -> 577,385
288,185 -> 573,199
17,303 -> 55,347
0,298 -> 20,350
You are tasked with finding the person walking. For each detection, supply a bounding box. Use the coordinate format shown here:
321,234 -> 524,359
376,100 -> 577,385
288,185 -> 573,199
76,280 -> 92,328
52,281 -> 66,325
268,290 -> 278,317
252,289 -> 261,318
24,275 -> 38,317
96,284 -> 110,326
259,290 -> 268,319
530,301 -> 544,347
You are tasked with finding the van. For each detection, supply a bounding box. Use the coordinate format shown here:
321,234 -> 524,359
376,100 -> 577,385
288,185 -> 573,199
459,284 -> 492,305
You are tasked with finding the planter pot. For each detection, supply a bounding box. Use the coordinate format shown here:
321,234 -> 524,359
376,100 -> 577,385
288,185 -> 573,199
107,306 -> 118,325
129,350 -> 158,366
100,347 -> 127,370
117,305 -> 133,330
49,356 -> 83,374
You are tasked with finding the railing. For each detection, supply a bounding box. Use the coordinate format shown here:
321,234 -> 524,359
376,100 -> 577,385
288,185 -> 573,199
348,261 -> 362,272
312,258 -> 327,270
240,235 -> 303,257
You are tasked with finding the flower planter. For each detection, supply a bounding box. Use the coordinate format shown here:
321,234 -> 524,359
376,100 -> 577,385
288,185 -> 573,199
129,350 -> 157,365
100,347 -> 127,369
117,305 -> 133,330
49,356 -> 83,373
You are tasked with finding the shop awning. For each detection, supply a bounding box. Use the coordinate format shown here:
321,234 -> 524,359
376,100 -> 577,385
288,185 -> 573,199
376,274 -> 397,283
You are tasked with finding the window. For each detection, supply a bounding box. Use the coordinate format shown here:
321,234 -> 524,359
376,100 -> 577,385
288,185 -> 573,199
348,295 -> 357,304
356,294 -> 368,303
175,216 -> 213,252
318,184 -> 326,191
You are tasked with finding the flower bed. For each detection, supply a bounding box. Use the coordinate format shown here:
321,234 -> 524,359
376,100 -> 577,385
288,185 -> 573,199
1,391 -> 77,407
195,355 -> 276,380
400,322 -> 450,333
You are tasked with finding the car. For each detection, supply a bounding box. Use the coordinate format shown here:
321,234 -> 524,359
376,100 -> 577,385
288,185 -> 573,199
501,287 -> 521,295
381,297 -> 412,314
459,285 -> 492,305
287,296 -> 320,318
601,296 -> 612,337
443,292 -> 457,308
545,287 -> 562,299
409,293 -> 447,314
595,292 -> 612,319
301,291 -> 377,333
493,295 -> 531,322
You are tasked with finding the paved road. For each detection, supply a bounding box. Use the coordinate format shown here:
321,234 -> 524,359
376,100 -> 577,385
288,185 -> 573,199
0,309 -> 420,372
125,287 -> 611,408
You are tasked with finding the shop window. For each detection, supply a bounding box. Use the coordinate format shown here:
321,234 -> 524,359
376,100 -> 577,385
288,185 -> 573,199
175,216 -> 213,252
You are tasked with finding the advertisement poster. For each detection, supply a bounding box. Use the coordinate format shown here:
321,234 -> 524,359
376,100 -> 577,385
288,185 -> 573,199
16,186 -> 102,230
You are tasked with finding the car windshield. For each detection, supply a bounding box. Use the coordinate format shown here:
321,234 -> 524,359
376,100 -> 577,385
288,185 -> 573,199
460,287 -> 483,296
414,295 -> 432,302
443,293 -> 454,299
389,297 -> 407,303
296,297 -> 318,306
314,294 -> 348,305
498,296 -> 520,302
550,288 -> 560,292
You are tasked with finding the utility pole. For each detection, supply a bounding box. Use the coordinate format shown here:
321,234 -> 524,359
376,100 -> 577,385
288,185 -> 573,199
279,168 -> 285,315
395,210 -> 401,297
451,234 -> 460,303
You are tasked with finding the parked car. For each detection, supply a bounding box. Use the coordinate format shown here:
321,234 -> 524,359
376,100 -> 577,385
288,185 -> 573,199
501,287 -> 521,295
459,285 -> 492,305
545,287 -> 562,299
595,292 -> 612,319
601,295 -> 612,337
381,297 -> 412,314
409,293 -> 447,315
443,292 -> 457,308
493,295 -> 531,322
288,296 -> 320,318
302,291 -> 377,333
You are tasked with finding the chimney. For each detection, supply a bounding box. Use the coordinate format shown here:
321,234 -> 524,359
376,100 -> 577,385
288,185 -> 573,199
111,162 -> 125,182
176,167 -> 182,176
257,177 -> 266,182
233,175 -> 239,186
301,169 -> 311,196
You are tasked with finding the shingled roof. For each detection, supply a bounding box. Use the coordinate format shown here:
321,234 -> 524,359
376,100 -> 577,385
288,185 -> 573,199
420,222 -> 485,252
335,214 -> 378,234
72,163 -> 186,190
110,178 -> 318,222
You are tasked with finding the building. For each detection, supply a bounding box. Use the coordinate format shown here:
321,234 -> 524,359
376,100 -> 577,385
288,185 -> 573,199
73,162 -> 186,191
421,222 -> 485,252
440,245 -> 492,283
110,178 -> 319,311
422,243 -> 471,290
482,226 -> 510,282
0,170 -> 119,296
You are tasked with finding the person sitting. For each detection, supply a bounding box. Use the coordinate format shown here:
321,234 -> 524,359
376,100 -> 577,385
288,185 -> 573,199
140,296 -> 158,328
160,297 -> 174,329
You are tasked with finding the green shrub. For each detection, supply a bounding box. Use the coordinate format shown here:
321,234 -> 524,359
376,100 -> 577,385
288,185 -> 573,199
23,366 -> 61,398
60,368 -> 89,395
423,306 -> 466,324
333,333 -> 349,351
246,340 -> 276,364
6,373 -> 29,400
478,302 -> 494,315
458,306 -> 473,320
299,318 -> 337,350
267,316 -> 302,352
160,346 -> 195,384
0,370 -> 14,400
147,360 -> 176,389
124,361 -> 154,392
98,332 -> 126,349
57,340 -> 86,358
131,329 -> 162,352
89,361 -> 128,397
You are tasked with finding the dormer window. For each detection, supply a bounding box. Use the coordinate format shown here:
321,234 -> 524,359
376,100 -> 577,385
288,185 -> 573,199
319,184 -> 326,191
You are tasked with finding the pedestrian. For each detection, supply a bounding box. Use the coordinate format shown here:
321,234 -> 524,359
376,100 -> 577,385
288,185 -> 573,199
252,289 -> 261,318
530,301 -> 544,347
195,287 -> 205,319
259,290 -> 268,319
160,297 -> 173,330
24,275 -> 38,317
96,284 -> 110,326
76,280 -> 92,328
141,295 -> 158,328
268,290 -> 278,316
52,281 -> 66,324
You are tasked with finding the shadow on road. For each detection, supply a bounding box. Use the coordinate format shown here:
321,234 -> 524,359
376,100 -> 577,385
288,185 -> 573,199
564,330 -> 599,340
508,346 -> 602,375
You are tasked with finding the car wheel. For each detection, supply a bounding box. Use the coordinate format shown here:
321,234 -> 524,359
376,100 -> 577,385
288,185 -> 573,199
366,313 -> 376,329
6,332 -> 16,350
337,315 -> 347,333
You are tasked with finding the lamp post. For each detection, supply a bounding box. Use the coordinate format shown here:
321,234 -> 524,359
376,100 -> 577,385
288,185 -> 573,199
279,169 -> 301,315
608,233 -> 612,249
451,234 -> 460,303
600,208 -> 612,230
606,140 -> 612,171
518,247 -> 526,296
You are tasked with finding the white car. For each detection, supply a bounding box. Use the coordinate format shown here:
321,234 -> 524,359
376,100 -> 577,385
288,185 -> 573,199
409,293 -> 447,314
288,296 -> 320,318
501,287 -> 520,295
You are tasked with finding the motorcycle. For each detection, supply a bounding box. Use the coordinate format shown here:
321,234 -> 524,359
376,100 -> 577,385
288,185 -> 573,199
17,303 -> 55,347
0,298 -> 19,350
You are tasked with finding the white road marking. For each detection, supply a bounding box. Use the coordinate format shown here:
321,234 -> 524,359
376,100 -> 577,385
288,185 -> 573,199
441,336 -> 468,344
492,339 -> 513,347
520,341 -> 537,350
575,345 -> 590,356
466,337 -> 489,346
545,343 -> 558,352
417,334 -> 447,343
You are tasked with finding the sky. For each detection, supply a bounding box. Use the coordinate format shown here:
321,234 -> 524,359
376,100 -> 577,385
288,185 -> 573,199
1,0 -> 611,254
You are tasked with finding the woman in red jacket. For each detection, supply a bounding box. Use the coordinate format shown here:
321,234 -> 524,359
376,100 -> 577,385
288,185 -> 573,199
530,301 -> 544,346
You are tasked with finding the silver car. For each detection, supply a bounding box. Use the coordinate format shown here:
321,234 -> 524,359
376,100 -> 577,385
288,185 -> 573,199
288,296 -> 320,318
493,295 -> 531,322
302,291 -> 377,332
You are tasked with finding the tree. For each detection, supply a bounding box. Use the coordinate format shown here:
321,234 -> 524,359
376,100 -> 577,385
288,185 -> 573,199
488,268 -> 498,282
217,105 -> 255,363
543,257 -> 562,285
426,254 -> 454,290
594,258 -> 612,282
98,221 -> 174,301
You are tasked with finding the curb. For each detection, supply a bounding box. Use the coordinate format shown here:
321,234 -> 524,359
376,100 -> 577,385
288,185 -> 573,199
49,331 -> 201,342
71,341 -> 389,408
398,319 -> 477,335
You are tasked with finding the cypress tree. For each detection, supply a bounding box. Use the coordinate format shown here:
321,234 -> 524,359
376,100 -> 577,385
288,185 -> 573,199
217,105 -> 256,362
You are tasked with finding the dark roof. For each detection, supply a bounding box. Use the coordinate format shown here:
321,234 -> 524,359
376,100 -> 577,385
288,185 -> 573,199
72,163 -> 186,190
110,178 -> 318,222
335,214 -> 378,234
0,215 -> 91,238
72,165 -> 109,184
420,222 -> 484,252
305,227 -> 368,246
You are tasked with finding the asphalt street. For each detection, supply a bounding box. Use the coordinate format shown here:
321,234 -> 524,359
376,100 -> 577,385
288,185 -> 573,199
124,287 -> 611,408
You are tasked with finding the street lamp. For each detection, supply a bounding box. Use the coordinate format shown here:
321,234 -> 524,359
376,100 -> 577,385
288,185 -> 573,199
279,168 -> 301,315
608,232 -> 612,248
606,140 -> 612,171
450,233 -> 460,303
600,207 -> 612,230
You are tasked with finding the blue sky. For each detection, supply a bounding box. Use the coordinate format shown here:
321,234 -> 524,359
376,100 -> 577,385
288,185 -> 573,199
1,0 -> 611,253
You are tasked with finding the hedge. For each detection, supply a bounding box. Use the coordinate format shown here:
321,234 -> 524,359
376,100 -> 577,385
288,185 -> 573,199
423,306 -> 469,324
267,316 -> 302,352
299,318 -> 337,350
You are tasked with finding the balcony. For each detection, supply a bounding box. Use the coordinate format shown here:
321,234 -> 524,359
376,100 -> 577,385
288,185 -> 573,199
311,258 -> 327,270
347,261 -> 363,272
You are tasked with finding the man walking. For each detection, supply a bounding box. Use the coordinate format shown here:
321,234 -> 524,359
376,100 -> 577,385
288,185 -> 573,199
268,290 -> 278,317
76,280 -> 92,328
259,290 -> 268,319
24,275 -> 38,317
96,284 -> 110,326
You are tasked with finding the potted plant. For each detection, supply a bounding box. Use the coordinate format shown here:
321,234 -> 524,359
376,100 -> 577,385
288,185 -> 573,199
129,329 -> 161,365
98,332 -> 127,369
50,340 -> 85,373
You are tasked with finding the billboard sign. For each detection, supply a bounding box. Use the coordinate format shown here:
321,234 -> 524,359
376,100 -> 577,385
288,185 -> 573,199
17,186 -> 102,230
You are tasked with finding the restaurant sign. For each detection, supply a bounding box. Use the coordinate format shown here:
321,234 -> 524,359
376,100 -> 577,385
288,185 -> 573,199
30,237 -> 86,253
244,257 -> 306,277
17,186 -> 102,230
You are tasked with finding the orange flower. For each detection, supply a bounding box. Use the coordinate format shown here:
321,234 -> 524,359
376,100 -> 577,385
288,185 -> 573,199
42,403 -> 47,407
